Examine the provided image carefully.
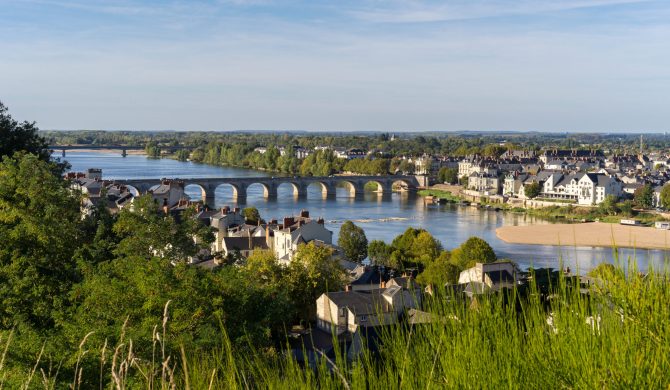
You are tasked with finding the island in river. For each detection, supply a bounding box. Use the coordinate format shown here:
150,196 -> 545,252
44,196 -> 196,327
497,222 -> 670,250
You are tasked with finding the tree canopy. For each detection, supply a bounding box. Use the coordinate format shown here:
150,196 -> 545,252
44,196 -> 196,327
338,221 -> 368,262
0,101 -> 51,162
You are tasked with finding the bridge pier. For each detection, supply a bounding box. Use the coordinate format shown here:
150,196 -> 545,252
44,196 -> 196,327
233,185 -> 247,201
122,149 -> 127,157
62,149 -> 66,157
264,183 -> 278,199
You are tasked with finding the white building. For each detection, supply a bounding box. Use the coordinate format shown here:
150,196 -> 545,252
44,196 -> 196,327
270,211 -> 333,264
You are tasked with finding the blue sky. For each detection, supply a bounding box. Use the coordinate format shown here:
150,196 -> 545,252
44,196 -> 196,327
1,0 -> 668,132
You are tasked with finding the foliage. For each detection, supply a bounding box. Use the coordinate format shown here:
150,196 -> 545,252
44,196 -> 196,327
415,251 -> 460,286
367,240 -> 393,266
0,154 -> 83,330
337,221 -> 368,262
660,184 -> 670,210
0,102 -> 51,163
524,181 -> 542,199
113,195 -> 213,262
634,183 -> 654,209
437,167 -> 458,184
145,141 -> 161,158
450,236 -> 497,269
286,242 -> 345,321
242,207 -> 261,224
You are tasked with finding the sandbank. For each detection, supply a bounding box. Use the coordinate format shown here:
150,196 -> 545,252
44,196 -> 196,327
496,222 -> 670,250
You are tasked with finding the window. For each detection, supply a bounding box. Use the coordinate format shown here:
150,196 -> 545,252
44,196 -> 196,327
360,315 -> 367,322
339,308 -> 345,317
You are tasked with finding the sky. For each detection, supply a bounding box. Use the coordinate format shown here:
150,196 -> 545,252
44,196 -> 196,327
0,0 -> 669,132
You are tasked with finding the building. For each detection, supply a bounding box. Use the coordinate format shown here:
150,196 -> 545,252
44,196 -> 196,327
467,173 -> 501,195
67,169 -> 134,214
316,284 -> 421,335
148,179 -> 186,209
269,210 -> 333,264
457,261 -> 520,297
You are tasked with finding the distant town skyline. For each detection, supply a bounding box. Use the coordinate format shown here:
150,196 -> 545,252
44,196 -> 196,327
1,0 -> 669,132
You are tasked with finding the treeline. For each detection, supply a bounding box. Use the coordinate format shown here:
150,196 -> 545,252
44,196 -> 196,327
42,129 -> 670,158
189,143 -> 415,176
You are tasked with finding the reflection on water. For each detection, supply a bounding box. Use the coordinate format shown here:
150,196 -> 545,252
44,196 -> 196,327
61,152 -> 669,272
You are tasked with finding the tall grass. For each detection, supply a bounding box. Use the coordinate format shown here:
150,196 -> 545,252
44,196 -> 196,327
1,266 -> 669,389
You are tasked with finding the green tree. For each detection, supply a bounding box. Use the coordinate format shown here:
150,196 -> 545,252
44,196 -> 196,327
113,195 -> 213,262
0,153 -> 83,329
145,141 -> 161,158
450,237 -> 497,269
416,251 -> 460,286
368,240 -> 392,266
599,194 -> 619,216
438,167 -> 458,184
338,221 -> 368,262
242,207 -> 261,224
0,102 -> 51,162
659,184 -> 670,210
634,184 -> 654,209
286,242 -> 345,321
524,182 -> 541,199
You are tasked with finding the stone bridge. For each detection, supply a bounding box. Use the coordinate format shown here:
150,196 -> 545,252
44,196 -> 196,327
114,175 -> 426,203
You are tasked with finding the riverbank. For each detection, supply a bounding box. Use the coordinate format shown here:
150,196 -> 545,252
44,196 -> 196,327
497,222 -> 670,250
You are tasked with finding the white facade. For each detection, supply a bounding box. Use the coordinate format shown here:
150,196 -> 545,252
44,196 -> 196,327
273,220 -> 333,264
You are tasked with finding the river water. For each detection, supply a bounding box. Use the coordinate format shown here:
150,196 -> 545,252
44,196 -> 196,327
60,151 -> 669,272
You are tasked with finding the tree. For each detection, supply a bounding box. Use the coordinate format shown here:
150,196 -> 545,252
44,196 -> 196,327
368,240 -> 392,266
660,184 -> 670,210
338,221 -> 368,262
145,141 -> 161,158
113,195 -> 213,262
450,237 -> 497,269
416,251 -> 460,286
524,182 -> 541,199
634,184 -> 654,209
0,153 -> 83,329
439,167 -> 459,184
599,194 -> 619,216
242,207 -> 261,224
287,242 -> 345,321
0,101 -> 51,162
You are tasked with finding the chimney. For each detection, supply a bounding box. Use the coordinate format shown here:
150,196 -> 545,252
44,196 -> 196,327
345,284 -> 352,292
380,280 -> 386,289
300,209 -> 309,218
233,207 -> 240,214
317,218 -> 325,225
222,206 -> 230,214
283,217 -> 294,227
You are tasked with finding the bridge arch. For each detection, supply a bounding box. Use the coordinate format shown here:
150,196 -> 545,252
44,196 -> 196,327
363,179 -> 389,194
246,182 -> 275,199
184,183 -> 208,201
214,182 -> 246,200
307,181 -> 335,198
391,178 -> 413,192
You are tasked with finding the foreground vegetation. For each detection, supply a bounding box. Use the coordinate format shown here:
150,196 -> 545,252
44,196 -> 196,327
1,264 -> 668,388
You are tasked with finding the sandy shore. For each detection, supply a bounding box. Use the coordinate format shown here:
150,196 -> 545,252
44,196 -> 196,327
496,222 -> 670,250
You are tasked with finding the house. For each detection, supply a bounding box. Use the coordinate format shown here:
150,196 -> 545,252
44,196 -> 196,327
334,148 -> 367,160
316,285 -> 421,335
269,210 -> 333,264
467,173 -> 501,195
67,169 -> 134,214
576,173 -> 623,205
148,179 -> 186,209
220,236 -> 269,259
457,261 -> 520,296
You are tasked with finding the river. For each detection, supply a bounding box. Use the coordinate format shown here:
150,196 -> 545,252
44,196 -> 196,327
60,151 -> 669,272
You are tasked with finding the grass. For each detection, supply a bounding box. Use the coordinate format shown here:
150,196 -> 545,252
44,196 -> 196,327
1,263 -> 668,389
